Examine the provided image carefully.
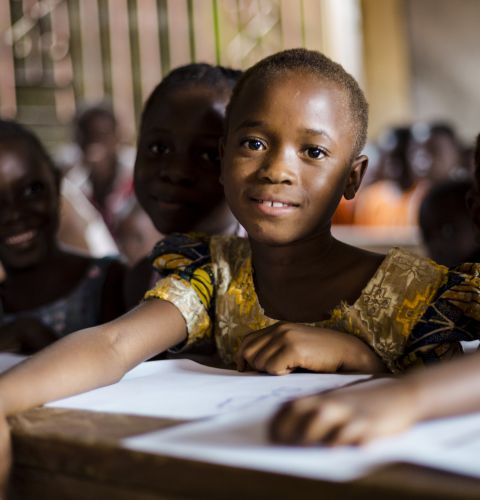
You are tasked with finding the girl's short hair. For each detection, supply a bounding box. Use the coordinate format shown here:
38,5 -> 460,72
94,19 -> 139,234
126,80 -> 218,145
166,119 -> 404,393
226,48 -> 369,158
0,119 -> 59,182
140,63 -> 243,133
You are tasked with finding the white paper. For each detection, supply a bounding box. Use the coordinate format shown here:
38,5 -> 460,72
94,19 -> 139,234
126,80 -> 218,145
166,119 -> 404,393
48,359 -> 369,419
124,398 -> 480,482
123,402 -> 387,481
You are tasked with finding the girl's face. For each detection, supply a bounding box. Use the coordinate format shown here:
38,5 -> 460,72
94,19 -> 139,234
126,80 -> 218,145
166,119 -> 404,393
221,72 -> 366,246
0,143 -> 59,270
134,86 -> 230,234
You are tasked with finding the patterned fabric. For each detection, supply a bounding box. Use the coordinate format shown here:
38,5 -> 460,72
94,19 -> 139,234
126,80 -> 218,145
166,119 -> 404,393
0,257 -> 117,337
144,234 -> 479,372
398,262 -> 480,370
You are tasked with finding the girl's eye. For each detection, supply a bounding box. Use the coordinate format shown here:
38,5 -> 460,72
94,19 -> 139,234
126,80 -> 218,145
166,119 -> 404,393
305,147 -> 326,159
242,139 -> 266,151
148,143 -> 170,155
23,181 -> 45,199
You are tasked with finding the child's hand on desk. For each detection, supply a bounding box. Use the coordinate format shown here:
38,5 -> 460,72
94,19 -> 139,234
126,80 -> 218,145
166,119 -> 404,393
270,380 -> 418,446
235,323 -> 385,375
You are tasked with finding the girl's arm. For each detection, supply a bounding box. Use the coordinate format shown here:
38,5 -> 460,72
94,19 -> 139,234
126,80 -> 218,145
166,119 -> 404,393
270,351 -> 480,445
0,299 -> 186,416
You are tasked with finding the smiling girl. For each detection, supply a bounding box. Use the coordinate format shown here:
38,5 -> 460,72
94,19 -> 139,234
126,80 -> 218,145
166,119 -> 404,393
0,120 -> 125,353
0,49 -> 476,430
125,63 -> 243,308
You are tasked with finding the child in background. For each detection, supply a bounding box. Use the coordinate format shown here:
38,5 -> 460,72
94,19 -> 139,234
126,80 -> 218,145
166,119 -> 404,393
0,49 -> 479,437
125,63 -> 243,308
419,179 -> 479,267
60,103 -> 135,231
270,133 -> 480,447
353,126 -> 425,226
0,120 -> 125,353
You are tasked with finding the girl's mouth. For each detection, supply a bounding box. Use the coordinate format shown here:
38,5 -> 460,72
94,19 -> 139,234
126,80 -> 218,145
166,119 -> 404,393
250,198 -> 300,216
252,199 -> 298,208
4,229 -> 38,248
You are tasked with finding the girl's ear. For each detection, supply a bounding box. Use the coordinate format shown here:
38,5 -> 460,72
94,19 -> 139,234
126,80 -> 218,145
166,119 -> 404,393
218,138 -> 225,185
344,155 -> 368,200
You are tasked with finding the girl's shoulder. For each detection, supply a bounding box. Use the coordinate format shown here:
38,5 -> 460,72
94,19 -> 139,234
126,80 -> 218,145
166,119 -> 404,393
149,233 -> 249,272
379,247 -> 448,284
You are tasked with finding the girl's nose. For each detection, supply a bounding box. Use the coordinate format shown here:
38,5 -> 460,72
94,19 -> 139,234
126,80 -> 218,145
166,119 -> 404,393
257,151 -> 297,185
159,153 -> 196,187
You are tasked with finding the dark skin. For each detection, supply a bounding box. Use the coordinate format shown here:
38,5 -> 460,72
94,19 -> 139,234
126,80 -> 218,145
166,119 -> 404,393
0,68 -> 392,482
221,72 -> 385,374
125,84 -> 237,308
0,143 -> 125,353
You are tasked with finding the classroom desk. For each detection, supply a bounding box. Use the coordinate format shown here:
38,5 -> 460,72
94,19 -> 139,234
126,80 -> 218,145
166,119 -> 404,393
7,407 -> 480,500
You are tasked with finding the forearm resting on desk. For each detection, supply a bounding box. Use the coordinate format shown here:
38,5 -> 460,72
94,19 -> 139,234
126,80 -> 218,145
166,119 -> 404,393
406,351 -> 480,422
0,300 -> 186,416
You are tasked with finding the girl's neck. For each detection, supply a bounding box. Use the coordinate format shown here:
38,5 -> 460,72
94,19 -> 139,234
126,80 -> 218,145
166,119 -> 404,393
4,245 -> 68,282
250,227 -> 349,321
1,245 -> 92,312
250,226 -> 336,274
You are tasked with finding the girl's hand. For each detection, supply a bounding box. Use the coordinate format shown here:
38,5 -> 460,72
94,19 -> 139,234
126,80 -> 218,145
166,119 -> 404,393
235,323 -> 385,375
270,379 -> 419,445
0,410 -> 11,499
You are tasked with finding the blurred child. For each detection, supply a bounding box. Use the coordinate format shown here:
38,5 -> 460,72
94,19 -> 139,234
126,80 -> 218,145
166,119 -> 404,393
125,63 -> 243,308
60,103 -> 135,230
270,133 -> 480,446
353,126 -> 427,226
419,179 -> 479,267
0,49 -> 478,439
408,122 -> 467,183
0,120 -> 125,353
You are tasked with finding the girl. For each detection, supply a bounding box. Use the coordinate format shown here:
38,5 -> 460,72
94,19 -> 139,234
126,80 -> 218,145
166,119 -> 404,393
0,120 -> 125,354
270,132 -> 480,446
0,49 -> 477,446
124,63 -> 244,308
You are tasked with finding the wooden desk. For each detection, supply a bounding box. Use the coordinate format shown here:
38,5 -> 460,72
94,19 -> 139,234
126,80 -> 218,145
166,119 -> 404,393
7,407 -> 480,500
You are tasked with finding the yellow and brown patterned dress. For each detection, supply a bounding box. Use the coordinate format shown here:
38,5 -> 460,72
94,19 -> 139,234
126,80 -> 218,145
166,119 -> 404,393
145,234 -> 480,373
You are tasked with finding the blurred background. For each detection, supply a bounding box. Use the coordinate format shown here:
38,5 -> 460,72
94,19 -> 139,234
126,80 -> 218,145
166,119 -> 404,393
1,0 -> 479,262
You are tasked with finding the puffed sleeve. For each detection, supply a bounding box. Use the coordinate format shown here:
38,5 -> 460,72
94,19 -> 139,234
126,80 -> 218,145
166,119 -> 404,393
143,233 -> 215,352
396,262 -> 480,370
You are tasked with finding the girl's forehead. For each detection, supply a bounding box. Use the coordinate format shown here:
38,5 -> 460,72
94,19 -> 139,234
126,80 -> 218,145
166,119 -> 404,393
0,144 -> 51,181
229,73 -> 350,128
243,71 -> 344,102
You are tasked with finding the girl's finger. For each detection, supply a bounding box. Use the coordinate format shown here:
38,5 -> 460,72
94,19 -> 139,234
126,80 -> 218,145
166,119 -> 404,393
327,418 -> 368,446
262,346 -> 296,375
294,402 -> 351,445
235,328 -> 276,370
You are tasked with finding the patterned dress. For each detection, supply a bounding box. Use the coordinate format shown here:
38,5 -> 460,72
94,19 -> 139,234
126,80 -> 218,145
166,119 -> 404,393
144,234 -> 480,373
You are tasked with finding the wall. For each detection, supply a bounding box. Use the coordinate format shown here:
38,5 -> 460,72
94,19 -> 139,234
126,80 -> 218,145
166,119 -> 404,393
406,0 -> 480,143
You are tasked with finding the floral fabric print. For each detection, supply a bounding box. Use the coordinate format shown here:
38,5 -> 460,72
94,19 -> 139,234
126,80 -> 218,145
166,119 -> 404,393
145,234 -> 477,372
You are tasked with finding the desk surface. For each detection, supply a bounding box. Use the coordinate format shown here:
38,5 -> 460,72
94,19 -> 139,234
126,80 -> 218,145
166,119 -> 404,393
7,407 -> 480,500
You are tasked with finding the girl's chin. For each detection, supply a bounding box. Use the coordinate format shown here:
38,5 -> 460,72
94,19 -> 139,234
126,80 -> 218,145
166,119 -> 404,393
247,227 -> 301,247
